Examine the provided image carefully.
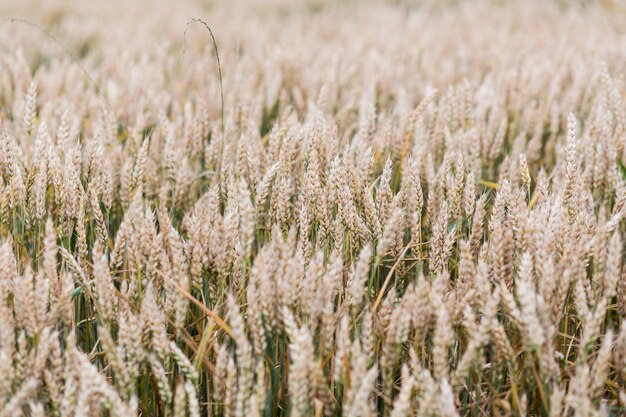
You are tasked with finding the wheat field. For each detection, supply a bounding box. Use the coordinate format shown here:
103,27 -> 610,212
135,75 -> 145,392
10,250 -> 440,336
0,0 -> 625,416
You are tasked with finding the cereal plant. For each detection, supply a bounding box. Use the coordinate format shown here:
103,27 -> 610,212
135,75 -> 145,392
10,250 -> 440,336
0,0 -> 625,416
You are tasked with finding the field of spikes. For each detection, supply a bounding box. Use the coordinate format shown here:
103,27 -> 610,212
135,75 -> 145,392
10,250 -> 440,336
0,0 -> 626,416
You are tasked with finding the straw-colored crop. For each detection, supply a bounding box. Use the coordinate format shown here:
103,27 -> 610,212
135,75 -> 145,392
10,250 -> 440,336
0,0 -> 625,415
